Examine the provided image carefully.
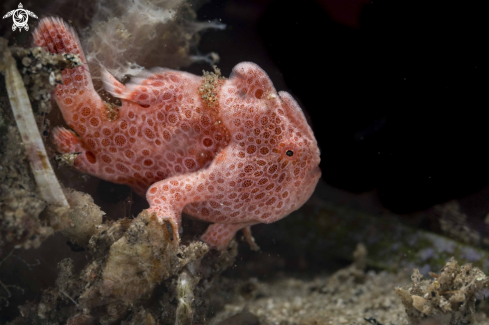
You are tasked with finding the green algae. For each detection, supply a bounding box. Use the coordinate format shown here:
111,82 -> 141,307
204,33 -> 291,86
281,196 -> 489,273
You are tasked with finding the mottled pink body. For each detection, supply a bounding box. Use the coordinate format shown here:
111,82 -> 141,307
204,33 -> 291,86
33,17 -> 321,249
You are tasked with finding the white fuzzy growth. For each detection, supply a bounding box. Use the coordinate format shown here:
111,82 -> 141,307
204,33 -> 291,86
175,270 -> 195,325
1,46 -> 69,207
82,0 -> 225,85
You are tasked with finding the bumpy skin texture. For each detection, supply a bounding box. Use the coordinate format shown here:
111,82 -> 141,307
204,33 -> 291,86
33,17 -> 321,249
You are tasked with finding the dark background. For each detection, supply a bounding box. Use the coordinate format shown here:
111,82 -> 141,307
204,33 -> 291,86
193,0 -> 489,214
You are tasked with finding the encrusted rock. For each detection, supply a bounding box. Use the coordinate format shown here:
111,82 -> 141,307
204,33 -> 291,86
396,257 -> 489,325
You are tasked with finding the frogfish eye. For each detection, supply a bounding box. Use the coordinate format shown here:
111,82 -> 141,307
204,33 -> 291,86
280,142 -> 300,161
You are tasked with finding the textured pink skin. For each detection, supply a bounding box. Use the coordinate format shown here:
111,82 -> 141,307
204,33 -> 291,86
33,17 -> 321,249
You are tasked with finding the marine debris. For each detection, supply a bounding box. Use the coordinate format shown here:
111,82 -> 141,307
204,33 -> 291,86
396,257 -> 489,324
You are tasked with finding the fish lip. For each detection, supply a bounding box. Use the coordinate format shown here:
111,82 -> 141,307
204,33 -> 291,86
304,165 -> 321,187
311,165 -> 322,179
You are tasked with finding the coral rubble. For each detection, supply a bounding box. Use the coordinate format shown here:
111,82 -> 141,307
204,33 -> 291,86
5,211 -> 238,324
209,248 -> 489,325
396,257 -> 489,325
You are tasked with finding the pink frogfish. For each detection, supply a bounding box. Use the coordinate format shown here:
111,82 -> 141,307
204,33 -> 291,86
33,17 -> 321,249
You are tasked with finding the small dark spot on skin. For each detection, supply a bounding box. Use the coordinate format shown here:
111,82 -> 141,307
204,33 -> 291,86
286,150 -> 294,157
